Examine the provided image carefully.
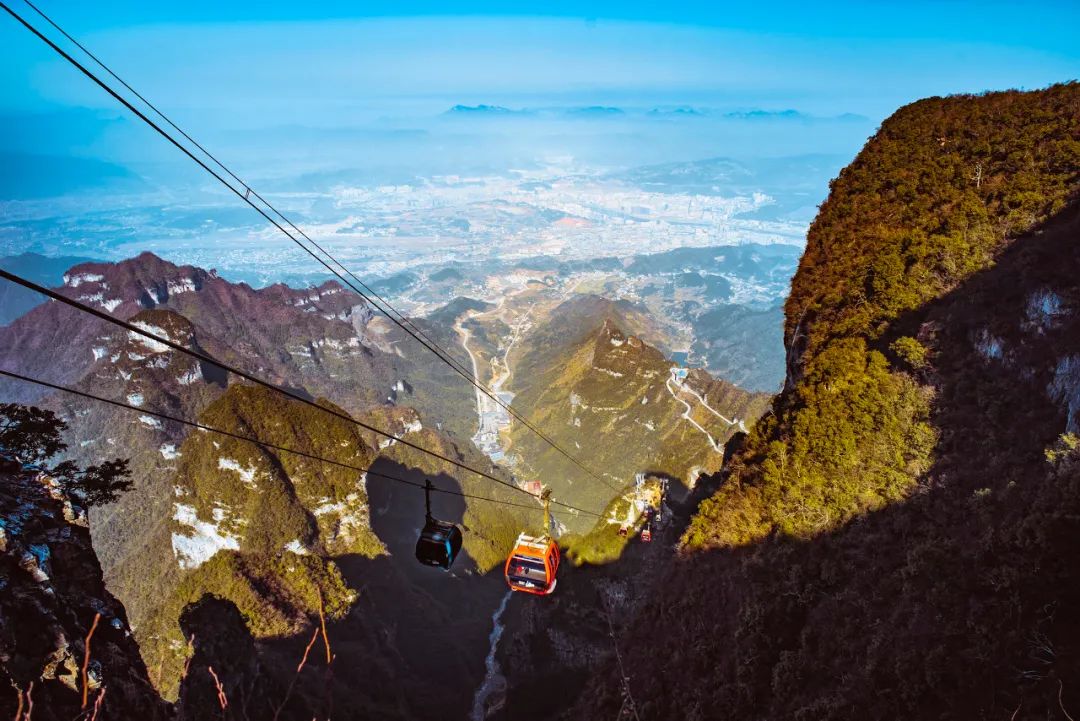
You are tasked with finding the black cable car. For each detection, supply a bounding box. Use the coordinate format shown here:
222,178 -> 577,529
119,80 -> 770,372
415,480 -> 463,570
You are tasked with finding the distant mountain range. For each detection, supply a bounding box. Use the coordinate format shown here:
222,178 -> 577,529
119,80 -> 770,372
0,251 -> 97,325
443,104 -> 868,121
0,152 -> 147,200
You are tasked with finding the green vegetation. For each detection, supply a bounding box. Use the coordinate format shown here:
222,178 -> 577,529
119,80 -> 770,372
573,84 -> 1080,721
141,550 -> 355,698
130,384 -> 385,697
685,83 -> 1080,551
1046,432 -> 1080,465
181,385 -> 384,558
889,335 -> 929,369
685,338 -> 935,547
786,83 -> 1080,359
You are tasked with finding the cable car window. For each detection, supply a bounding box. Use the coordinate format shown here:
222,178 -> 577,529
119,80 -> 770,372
508,555 -> 548,585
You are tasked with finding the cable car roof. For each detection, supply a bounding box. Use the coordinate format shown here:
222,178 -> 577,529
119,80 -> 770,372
512,532 -> 554,553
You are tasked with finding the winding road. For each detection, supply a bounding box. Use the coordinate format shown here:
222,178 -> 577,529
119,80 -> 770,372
665,368 -> 735,453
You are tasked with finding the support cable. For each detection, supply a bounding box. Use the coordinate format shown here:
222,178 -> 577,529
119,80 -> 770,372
5,0 -> 620,494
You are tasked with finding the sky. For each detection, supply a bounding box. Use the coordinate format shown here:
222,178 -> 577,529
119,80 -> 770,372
0,0 -> 1077,271
3,0 -> 1078,124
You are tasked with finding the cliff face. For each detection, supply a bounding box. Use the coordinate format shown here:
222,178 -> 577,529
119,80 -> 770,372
0,458 -> 168,720
570,84 -> 1080,720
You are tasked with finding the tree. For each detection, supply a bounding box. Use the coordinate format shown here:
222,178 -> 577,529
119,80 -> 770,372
0,403 -> 66,464
0,402 -> 133,506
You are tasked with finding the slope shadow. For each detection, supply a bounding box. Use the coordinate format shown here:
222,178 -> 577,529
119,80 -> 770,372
281,457 -> 507,720
563,202 -> 1080,720
493,460 -> 728,720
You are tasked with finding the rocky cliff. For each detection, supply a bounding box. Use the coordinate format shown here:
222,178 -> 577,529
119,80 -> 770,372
0,457 -> 169,720
570,83 -> 1080,720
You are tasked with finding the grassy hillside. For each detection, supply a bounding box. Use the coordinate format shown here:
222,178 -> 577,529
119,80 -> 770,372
572,83 -> 1080,720
126,384 -> 380,697
509,299 -> 770,528
689,82 -> 1080,549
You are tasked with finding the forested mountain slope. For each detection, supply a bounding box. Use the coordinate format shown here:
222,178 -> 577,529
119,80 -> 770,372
506,296 -> 770,525
0,252 -> 536,718
573,83 -> 1080,720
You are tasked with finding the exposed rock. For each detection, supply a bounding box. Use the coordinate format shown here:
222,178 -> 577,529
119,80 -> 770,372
0,458 -> 169,720
1050,355 -> 1080,434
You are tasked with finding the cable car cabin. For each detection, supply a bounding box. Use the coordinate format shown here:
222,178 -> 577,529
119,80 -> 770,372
640,525 -> 653,543
504,533 -> 560,595
415,518 -> 463,570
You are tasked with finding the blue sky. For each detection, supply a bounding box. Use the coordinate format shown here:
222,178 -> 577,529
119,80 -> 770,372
0,1 -> 1077,277
3,0 -> 1077,123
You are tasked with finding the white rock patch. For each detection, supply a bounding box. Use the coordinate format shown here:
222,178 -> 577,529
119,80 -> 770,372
168,278 -> 197,295
177,366 -> 202,385
217,457 -> 259,488
284,539 -> 309,555
171,503 -> 240,569
313,493 -> 371,548
64,272 -> 104,287
129,321 -> 173,353
144,286 -> 163,305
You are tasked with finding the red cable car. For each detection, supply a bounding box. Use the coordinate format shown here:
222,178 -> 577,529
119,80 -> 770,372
504,489 -> 560,595
504,533 -> 560,595
640,524 -> 652,543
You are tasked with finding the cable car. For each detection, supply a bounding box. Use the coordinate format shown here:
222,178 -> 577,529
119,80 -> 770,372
415,480 -> 463,570
640,523 -> 652,543
504,490 -> 560,595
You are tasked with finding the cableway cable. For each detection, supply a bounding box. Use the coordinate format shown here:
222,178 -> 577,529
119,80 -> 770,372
0,268 -> 603,518
0,368 -> 602,517
4,0 -> 620,494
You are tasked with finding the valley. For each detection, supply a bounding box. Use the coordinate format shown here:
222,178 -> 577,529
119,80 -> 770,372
2,4 -> 1075,714
453,301 -> 520,465
0,245 -> 771,719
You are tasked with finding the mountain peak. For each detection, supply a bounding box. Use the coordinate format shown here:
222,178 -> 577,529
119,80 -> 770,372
60,253 -> 210,318
597,318 -> 645,352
